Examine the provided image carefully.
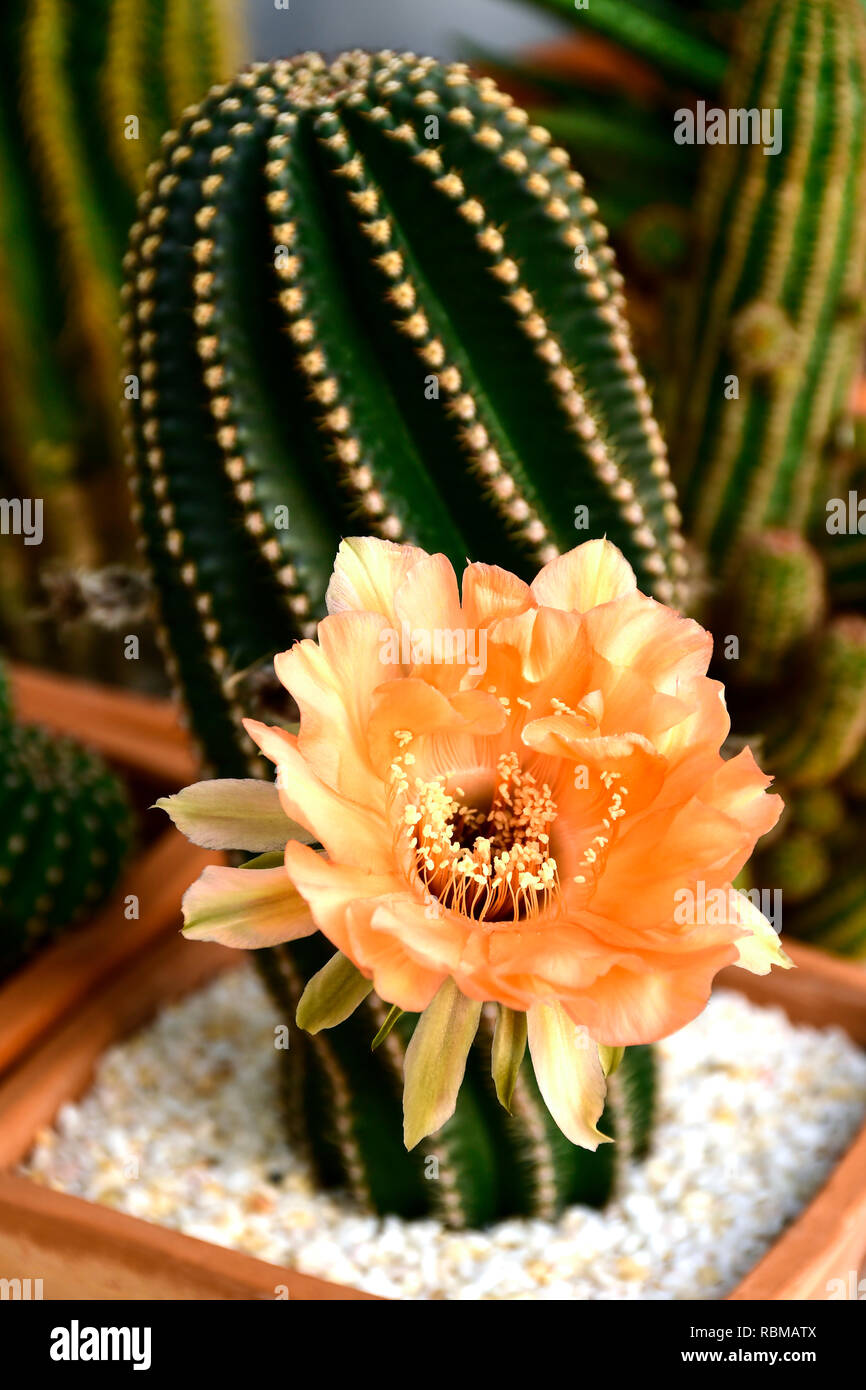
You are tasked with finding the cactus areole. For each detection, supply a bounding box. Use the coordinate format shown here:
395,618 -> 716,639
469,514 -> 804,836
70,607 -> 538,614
123,51 -> 695,1223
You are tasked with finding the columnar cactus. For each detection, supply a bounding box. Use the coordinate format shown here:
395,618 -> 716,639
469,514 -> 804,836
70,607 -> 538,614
494,0 -> 866,959
658,0 -> 866,959
259,934 -> 655,1226
762,617 -> 866,788
670,0 -> 866,569
0,0 -> 239,666
122,51 -> 678,1222
0,663 -> 134,978
722,530 -> 824,686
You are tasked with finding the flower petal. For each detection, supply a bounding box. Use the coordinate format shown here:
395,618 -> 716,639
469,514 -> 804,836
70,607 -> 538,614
491,1006 -> 527,1113
244,720 -> 393,873
403,978 -> 482,1149
295,951 -> 374,1033
461,562 -> 533,627
281,842 -> 448,1010
526,1001 -> 611,1149
325,536 -> 427,620
181,861 -> 314,948
731,890 -> 793,975
274,611 -> 396,805
531,539 -> 636,613
155,779 -> 308,852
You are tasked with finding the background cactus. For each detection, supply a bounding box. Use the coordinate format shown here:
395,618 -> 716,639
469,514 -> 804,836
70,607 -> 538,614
497,0 -> 866,959
122,50 -> 678,1223
0,661 -> 135,978
661,0 -> 866,960
668,0 -> 866,571
0,0 -> 239,669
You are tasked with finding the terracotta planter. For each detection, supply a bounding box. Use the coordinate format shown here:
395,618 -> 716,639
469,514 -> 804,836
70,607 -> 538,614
1,668 -> 863,1300
0,932 -> 861,1300
9,662 -> 198,786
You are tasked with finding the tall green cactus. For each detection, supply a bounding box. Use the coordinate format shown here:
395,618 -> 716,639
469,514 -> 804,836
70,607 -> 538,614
122,51 -> 677,1224
122,49 -> 688,775
492,0 -> 866,961
0,0 -> 239,667
670,0 -> 866,568
0,662 -> 134,978
664,0 -> 866,960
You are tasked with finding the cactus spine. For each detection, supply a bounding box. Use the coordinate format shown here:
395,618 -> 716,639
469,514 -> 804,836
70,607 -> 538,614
0,0 -> 239,666
122,51 -> 674,1223
0,663 -> 134,978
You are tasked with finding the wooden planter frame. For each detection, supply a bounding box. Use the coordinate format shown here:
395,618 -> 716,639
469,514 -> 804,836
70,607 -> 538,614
0,667 -> 863,1301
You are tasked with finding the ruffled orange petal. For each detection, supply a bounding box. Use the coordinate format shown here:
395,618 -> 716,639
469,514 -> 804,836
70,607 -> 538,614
274,610 -> 394,805
561,943 -> 739,1046
325,536 -> 427,621
530,538 -> 637,613
583,590 -> 713,694
461,561 -> 533,627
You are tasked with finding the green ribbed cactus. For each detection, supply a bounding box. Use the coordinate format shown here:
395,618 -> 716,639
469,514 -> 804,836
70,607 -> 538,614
670,0 -> 866,566
790,863 -> 866,958
122,50 -> 676,1224
662,0 -> 866,961
260,934 -> 655,1226
722,530 -> 824,685
122,49 -> 687,775
0,663 -> 134,978
496,0 -> 866,961
0,0 -> 239,666
762,617 -> 866,788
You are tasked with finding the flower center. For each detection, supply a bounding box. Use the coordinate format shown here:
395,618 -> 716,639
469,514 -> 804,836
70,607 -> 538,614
393,747 -> 559,923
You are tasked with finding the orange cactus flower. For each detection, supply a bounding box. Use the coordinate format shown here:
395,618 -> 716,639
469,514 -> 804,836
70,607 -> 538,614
161,537 -> 790,1150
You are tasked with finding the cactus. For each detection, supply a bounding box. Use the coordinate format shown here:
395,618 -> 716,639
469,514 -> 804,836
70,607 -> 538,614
756,827 -> 830,904
0,662 -> 134,978
787,863 -> 866,958
761,617 -> 866,788
788,785 -> 846,836
122,49 -> 688,776
122,51 -> 675,1223
494,0 -> 866,961
721,530 -> 824,685
669,0 -> 866,569
659,0 -> 866,961
0,0 -> 240,668
259,934 -> 655,1226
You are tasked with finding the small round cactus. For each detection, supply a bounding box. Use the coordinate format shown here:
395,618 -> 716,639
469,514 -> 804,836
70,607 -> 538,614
0,663 -> 134,977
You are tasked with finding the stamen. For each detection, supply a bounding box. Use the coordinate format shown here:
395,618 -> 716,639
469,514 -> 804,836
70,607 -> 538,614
390,748 -> 560,923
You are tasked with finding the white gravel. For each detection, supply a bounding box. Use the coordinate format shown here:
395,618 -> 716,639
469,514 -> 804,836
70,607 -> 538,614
20,965 -> 866,1300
